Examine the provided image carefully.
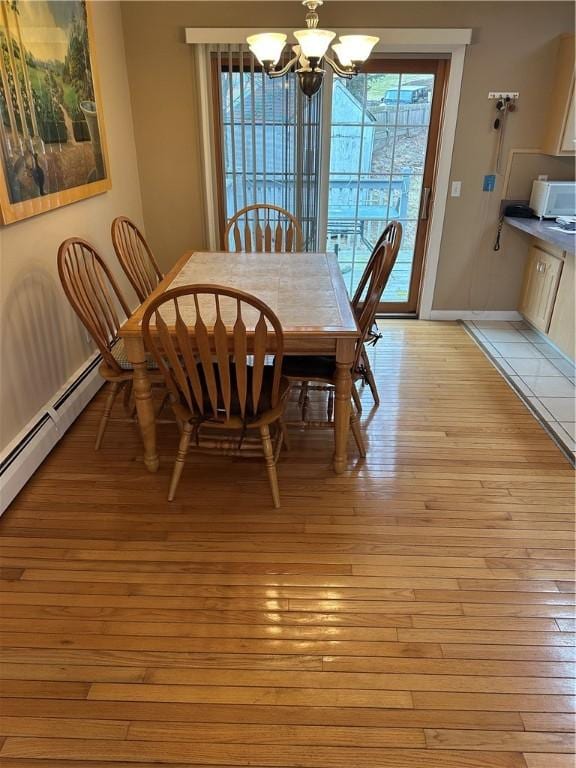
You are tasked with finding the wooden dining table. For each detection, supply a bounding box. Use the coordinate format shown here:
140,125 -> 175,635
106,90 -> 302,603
120,250 -> 360,475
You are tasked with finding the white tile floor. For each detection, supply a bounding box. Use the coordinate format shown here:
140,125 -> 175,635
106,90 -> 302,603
464,320 -> 576,461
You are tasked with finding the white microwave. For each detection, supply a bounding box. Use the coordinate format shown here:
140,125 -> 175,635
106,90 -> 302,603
529,180 -> 576,219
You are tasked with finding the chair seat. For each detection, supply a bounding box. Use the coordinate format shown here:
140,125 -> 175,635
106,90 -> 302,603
282,355 -> 336,381
176,364 -> 289,424
111,339 -> 158,371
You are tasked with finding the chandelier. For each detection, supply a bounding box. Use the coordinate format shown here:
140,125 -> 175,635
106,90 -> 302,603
247,1 -> 379,98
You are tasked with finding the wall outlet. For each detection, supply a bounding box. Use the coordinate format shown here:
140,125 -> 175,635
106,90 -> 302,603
537,174 -> 549,181
488,91 -> 519,100
451,181 -> 462,197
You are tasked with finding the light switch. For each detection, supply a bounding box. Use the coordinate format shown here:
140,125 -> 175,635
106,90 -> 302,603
451,181 -> 462,197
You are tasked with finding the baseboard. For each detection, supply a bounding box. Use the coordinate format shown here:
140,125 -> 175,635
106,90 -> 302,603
429,310 -> 523,321
0,352 -> 104,514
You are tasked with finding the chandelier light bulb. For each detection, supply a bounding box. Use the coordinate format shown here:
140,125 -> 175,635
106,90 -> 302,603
247,33 -> 287,66
331,43 -> 353,68
293,29 -> 336,61
337,35 -> 379,64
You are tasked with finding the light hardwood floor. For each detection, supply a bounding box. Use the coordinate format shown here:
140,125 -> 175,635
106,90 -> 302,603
1,321 -> 574,768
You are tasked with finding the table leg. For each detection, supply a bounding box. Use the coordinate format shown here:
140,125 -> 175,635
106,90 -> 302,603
333,338 -> 355,475
124,336 -> 159,473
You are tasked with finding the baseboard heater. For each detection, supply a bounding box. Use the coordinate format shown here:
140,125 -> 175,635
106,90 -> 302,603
0,352 -> 104,514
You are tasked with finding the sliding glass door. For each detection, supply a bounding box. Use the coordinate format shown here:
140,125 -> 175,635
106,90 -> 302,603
212,53 -> 447,315
326,60 -> 447,313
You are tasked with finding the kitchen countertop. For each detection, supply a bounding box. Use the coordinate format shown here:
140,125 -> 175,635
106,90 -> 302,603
505,216 -> 576,255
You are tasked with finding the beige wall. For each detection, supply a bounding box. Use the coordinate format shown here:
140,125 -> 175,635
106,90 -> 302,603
0,2 -> 144,451
121,1 -> 574,312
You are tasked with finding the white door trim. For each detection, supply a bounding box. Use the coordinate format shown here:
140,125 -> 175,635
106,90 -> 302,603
418,44 -> 466,319
185,28 -> 472,47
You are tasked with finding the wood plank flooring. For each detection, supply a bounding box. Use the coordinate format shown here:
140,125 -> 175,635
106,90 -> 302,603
1,320 -> 574,767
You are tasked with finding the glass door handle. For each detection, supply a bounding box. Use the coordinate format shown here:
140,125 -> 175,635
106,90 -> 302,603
420,187 -> 432,220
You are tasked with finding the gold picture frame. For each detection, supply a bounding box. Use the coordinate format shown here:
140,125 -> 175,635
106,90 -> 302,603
0,0 -> 110,224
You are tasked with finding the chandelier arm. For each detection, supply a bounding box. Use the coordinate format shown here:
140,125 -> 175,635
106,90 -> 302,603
247,1 -> 378,96
266,53 -> 300,78
324,54 -> 356,79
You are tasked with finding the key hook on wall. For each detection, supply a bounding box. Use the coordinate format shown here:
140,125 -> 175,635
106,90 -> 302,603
493,95 -> 517,173
491,94 -> 518,252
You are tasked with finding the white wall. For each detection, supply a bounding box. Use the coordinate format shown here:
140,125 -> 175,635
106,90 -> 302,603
0,1 -> 144,451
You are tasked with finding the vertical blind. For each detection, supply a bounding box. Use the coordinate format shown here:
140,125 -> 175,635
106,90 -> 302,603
214,45 -> 322,250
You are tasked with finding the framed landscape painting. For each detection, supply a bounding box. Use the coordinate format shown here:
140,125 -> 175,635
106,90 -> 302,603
0,0 -> 110,224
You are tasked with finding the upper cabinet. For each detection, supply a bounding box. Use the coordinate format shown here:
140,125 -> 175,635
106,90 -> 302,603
542,34 -> 575,156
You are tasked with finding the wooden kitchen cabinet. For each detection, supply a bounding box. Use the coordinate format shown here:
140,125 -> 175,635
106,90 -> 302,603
519,246 -> 563,332
560,88 -> 575,152
548,254 -> 575,360
542,34 -> 575,156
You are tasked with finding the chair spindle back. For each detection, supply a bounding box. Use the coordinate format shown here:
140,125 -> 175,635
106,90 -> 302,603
142,285 -> 284,422
353,241 -> 399,371
352,220 -> 403,310
111,216 -> 163,302
58,238 -> 131,374
224,204 -> 303,254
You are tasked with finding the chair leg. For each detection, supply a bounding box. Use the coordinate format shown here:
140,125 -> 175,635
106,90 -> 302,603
280,419 -> 290,452
298,381 -> 310,421
298,381 -> 308,407
259,424 -> 281,509
350,408 -> 366,458
351,383 -> 363,415
362,348 -> 380,407
327,389 -> 334,422
273,423 -> 283,463
167,393 -> 184,435
157,389 -> 171,417
95,382 -> 121,450
122,380 -> 134,417
168,421 -> 192,502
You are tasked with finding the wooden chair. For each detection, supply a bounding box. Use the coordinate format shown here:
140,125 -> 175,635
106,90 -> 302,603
353,220 -> 403,409
224,204 -> 303,253
57,238 -> 163,450
142,285 -> 290,507
282,239 -> 399,454
111,216 -> 163,302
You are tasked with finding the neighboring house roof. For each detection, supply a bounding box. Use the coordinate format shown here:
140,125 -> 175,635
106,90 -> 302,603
229,79 -> 298,122
332,80 -> 377,123
227,76 -> 375,123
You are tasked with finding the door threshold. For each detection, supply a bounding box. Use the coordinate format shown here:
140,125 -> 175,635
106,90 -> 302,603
375,313 -> 419,320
